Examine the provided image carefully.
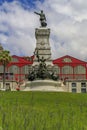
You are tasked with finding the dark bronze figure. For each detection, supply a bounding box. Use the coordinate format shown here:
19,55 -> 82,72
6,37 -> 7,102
34,10 -> 47,27
28,50 -> 59,81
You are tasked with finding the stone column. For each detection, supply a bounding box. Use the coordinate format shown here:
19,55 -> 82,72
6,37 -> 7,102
33,28 -> 53,66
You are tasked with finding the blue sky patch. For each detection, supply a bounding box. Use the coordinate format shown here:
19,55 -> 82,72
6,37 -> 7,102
0,0 -> 44,8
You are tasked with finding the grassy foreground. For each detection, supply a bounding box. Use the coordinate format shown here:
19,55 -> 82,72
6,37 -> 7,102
0,92 -> 87,130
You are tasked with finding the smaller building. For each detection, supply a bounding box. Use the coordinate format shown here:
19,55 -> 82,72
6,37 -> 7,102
0,80 -> 18,90
53,55 -> 87,80
65,79 -> 87,93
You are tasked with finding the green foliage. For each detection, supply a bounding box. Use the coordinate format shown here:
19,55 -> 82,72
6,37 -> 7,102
0,50 -> 11,88
0,92 -> 87,130
0,50 -> 11,65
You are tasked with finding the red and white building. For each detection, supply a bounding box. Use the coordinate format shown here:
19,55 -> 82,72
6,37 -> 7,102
0,43 -> 87,92
0,54 -> 87,81
53,55 -> 87,80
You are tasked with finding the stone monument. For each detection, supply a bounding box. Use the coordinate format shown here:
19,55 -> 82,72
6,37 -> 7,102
33,28 -> 52,65
33,10 -> 52,66
23,10 -> 65,92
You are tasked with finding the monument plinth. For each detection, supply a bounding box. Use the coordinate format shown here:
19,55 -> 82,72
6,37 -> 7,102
33,28 -> 52,66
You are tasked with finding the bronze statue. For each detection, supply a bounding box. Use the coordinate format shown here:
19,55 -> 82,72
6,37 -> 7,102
39,56 -> 46,69
34,10 -> 47,27
28,49 -> 59,80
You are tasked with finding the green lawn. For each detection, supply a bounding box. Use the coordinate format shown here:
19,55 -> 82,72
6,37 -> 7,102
0,91 -> 87,130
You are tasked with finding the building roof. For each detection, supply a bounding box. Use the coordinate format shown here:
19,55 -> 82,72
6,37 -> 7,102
53,55 -> 87,64
8,55 -> 34,67
5,54 -> 87,67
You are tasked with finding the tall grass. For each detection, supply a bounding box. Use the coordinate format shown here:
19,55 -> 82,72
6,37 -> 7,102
0,92 -> 87,130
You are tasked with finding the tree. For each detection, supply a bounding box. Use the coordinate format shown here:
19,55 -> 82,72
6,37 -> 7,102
0,50 -> 11,89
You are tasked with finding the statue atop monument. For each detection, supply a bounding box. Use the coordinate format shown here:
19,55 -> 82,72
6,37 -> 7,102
34,10 -> 47,27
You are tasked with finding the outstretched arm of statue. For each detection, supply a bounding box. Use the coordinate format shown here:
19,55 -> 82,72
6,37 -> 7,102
34,12 -> 40,16
44,16 -> 46,21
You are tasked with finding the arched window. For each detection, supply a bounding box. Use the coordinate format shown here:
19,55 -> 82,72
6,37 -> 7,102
21,65 -> 29,74
52,65 -> 60,74
8,65 -> 19,74
74,65 -> 86,74
62,65 -> 73,74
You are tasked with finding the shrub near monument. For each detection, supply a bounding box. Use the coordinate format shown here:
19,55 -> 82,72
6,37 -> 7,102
0,91 -> 87,130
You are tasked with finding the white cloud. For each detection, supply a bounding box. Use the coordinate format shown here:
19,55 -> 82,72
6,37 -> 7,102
0,0 -> 87,61
34,0 -> 87,60
0,1 -> 38,56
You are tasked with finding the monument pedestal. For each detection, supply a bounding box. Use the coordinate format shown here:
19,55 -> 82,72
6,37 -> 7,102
22,80 -> 65,92
33,28 -> 53,66
27,14 -> 61,91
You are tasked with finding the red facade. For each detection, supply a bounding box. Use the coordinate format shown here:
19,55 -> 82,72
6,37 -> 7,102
0,55 -> 34,82
0,55 -> 87,82
53,55 -> 87,80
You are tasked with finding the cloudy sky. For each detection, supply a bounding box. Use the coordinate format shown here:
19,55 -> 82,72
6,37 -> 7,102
0,0 -> 87,61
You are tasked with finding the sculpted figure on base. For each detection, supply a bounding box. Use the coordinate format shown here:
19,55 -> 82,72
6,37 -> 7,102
28,49 -> 59,81
34,10 -> 47,27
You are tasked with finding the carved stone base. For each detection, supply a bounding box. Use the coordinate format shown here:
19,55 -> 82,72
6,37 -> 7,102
34,28 -> 52,65
22,80 -> 65,91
